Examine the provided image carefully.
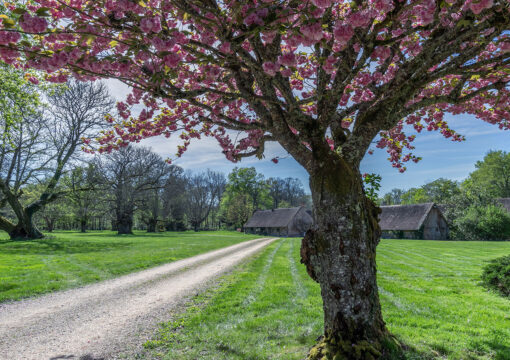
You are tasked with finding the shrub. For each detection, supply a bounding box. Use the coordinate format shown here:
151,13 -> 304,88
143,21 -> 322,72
453,204 -> 510,241
481,255 -> 510,298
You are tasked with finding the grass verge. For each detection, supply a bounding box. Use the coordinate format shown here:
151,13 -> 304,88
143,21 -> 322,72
0,230 -> 259,302
143,238 -> 510,360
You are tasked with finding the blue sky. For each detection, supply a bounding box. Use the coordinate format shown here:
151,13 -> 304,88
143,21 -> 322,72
106,80 -> 510,196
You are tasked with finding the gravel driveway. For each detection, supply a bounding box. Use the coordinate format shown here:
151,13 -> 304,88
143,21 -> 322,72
0,237 -> 277,360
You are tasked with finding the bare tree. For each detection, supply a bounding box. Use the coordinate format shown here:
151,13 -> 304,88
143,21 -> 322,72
185,170 -> 225,232
139,165 -> 182,232
0,79 -> 114,239
95,146 -> 170,235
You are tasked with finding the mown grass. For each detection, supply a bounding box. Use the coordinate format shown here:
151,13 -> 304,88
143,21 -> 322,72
0,230 -> 259,302
143,239 -> 510,360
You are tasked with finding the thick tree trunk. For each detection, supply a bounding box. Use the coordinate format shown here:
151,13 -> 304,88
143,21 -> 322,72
8,213 -> 43,240
146,219 -> 157,233
301,158 -> 394,359
80,219 -> 87,233
117,213 -> 133,235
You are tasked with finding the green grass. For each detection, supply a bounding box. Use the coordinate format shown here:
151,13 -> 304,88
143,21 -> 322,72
143,239 -> 510,360
0,230 -> 260,302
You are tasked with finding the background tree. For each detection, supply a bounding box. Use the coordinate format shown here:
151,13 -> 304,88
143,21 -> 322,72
95,146 -> 170,235
226,167 -> 270,210
0,73 -> 113,239
161,166 -> 187,231
379,188 -> 404,205
4,1 -> 510,357
65,164 -> 101,233
139,165 -> 182,232
464,150 -> 510,198
185,170 -> 225,231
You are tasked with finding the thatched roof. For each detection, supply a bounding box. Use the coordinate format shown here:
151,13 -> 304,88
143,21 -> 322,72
244,207 -> 303,228
379,203 -> 435,231
497,198 -> 510,212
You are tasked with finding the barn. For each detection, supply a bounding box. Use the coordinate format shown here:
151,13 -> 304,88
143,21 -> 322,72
379,203 -> 449,240
244,207 -> 313,237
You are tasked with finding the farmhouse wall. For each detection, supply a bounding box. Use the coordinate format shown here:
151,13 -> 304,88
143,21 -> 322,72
423,208 -> 449,240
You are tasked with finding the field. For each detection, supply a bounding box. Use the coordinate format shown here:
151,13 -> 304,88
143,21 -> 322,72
143,238 -> 510,360
0,230 -> 259,302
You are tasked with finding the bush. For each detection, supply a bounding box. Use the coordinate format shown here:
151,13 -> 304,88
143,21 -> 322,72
453,204 -> 510,241
481,255 -> 510,298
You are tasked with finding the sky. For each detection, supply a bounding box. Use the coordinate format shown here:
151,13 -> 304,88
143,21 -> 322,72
105,80 -> 510,195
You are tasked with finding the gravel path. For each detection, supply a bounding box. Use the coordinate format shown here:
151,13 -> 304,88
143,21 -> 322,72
0,237 -> 277,360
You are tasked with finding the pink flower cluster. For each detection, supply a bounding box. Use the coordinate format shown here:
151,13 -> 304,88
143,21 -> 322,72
140,16 -> 162,33
469,0 -> 494,14
20,13 -> 48,33
0,31 -> 21,45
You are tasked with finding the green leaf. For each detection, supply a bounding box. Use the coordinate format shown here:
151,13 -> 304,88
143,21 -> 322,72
36,7 -> 52,16
12,8 -> 27,15
2,17 -> 16,28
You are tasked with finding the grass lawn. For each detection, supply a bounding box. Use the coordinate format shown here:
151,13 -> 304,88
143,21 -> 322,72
0,230 -> 260,302
143,238 -> 510,360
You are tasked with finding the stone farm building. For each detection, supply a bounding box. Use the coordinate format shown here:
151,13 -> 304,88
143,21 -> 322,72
244,207 -> 313,237
379,203 -> 449,240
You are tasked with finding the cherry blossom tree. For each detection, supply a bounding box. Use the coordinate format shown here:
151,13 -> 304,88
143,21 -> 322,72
1,0 -> 509,358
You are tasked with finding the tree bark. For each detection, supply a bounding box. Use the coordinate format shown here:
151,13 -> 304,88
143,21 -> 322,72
8,213 -> 44,240
80,219 -> 87,233
116,213 -> 133,235
301,157 -> 394,360
146,218 -> 157,232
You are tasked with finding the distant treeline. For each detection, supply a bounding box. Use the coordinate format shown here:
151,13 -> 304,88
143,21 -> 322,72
0,66 -> 309,239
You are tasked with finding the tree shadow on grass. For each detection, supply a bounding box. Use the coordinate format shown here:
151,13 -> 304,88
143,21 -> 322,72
0,237 -> 132,255
382,336 -> 510,360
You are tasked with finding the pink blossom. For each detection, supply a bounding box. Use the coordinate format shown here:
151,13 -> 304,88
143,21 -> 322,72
140,16 -> 162,33
27,76 -> 39,85
470,0 -> 493,14
280,68 -> 293,77
278,53 -> 297,67
0,31 -> 21,45
347,12 -> 371,28
301,23 -> 324,43
164,53 -> 181,67
311,0 -> 332,9
262,62 -> 279,76
371,46 -> 391,61
20,13 -> 48,33
333,24 -> 354,44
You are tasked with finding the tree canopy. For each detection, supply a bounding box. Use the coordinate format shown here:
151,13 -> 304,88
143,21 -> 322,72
0,1 -> 508,171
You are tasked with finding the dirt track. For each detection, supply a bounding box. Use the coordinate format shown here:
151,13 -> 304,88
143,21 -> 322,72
0,237 -> 277,360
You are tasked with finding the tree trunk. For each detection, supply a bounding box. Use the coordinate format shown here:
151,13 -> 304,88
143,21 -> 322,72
301,158 -> 394,360
80,219 -> 87,233
117,214 -> 133,235
8,213 -> 44,240
147,218 -> 157,233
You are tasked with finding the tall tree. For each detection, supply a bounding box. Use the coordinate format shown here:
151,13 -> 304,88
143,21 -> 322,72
65,164 -> 102,233
161,166 -> 187,231
380,188 -> 404,205
185,170 -> 225,231
0,74 -> 113,239
95,146 -> 170,235
4,1 -> 510,357
226,167 -> 270,210
140,165 -> 183,232
464,150 -> 510,198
